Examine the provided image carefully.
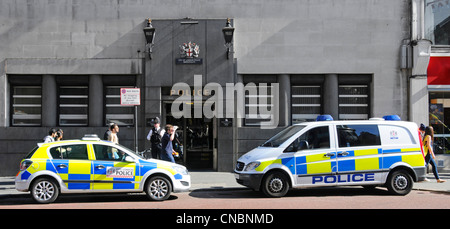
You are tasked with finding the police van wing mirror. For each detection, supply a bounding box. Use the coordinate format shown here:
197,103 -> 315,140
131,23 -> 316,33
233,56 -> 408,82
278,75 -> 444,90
125,156 -> 135,163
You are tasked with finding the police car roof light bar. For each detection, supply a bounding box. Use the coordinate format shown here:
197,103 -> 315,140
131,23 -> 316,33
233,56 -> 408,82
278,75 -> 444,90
316,115 -> 333,121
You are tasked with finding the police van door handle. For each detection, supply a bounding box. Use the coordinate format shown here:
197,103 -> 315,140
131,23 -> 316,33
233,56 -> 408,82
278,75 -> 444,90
57,164 -> 67,169
324,152 -> 335,157
96,165 -> 105,169
338,151 -> 349,156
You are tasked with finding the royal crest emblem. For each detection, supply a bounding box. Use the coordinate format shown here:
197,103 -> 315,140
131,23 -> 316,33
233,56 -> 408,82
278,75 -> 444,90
179,42 -> 200,58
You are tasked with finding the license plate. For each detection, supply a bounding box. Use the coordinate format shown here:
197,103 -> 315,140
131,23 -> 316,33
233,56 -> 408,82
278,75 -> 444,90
234,173 -> 240,179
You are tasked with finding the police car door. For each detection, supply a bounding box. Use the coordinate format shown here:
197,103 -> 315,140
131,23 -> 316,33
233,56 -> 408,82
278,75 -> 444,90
91,144 -> 138,191
49,144 -> 93,190
292,125 -> 338,187
335,124 -> 382,185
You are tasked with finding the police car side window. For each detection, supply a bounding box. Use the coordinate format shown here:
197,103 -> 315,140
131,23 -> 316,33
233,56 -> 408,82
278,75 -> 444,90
285,126 -> 330,152
49,144 -> 89,160
337,125 -> 381,148
93,144 -> 127,161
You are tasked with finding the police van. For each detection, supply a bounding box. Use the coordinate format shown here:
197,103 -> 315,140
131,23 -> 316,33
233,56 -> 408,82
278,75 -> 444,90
234,115 -> 426,197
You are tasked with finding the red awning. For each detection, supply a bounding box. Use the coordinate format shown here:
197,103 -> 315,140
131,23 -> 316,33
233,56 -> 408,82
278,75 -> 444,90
428,56 -> 450,85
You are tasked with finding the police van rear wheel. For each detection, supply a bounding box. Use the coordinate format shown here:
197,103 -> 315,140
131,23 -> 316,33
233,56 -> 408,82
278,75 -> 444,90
386,170 -> 413,195
145,176 -> 172,201
262,171 -> 290,198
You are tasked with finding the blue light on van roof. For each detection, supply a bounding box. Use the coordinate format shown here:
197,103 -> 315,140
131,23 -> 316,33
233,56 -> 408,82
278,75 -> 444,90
316,115 -> 333,121
383,115 -> 401,121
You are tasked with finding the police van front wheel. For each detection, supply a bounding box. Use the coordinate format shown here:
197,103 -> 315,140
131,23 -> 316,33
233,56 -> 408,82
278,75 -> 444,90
261,171 -> 290,198
386,170 -> 413,195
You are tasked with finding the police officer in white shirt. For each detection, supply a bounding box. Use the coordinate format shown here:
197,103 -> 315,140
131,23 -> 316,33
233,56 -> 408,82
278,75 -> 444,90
146,117 -> 165,159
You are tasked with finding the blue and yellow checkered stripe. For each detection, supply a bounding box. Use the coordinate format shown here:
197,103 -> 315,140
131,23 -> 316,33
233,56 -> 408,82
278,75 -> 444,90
21,158 -> 183,191
296,153 -> 336,175
255,147 -> 424,175
92,161 -> 139,190
335,148 -> 382,172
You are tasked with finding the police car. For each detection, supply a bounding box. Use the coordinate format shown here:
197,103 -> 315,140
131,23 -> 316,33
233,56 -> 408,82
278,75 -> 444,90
15,135 -> 190,204
235,115 -> 427,197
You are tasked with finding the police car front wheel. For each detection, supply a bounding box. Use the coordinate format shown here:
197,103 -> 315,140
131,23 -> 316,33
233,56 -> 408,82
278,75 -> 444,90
262,171 -> 290,198
145,176 -> 172,201
386,170 -> 413,195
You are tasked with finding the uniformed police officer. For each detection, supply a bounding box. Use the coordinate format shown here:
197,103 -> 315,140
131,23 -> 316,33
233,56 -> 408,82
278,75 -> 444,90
146,117 -> 165,159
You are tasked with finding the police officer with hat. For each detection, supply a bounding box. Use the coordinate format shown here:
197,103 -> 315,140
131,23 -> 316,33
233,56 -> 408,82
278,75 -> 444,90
146,117 -> 165,159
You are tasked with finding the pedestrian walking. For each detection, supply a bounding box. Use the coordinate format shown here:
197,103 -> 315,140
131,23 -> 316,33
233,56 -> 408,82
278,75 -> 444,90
104,123 -> 115,140
43,128 -> 57,143
423,126 -> 446,183
108,123 -> 119,144
161,124 -> 178,163
146,117 -> 165,159
107,123 -> 120,159
54,130 -> 63,141
419,123 -> 426,140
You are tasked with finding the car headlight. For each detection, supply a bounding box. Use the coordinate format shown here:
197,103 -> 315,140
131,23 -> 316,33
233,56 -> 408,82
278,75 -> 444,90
244,161 -> 261,171
172,165 -> 189,175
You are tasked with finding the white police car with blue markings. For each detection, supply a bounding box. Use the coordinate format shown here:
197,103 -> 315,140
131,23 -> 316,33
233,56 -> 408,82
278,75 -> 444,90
15,135 -> 190,203
235,115 -> 427,197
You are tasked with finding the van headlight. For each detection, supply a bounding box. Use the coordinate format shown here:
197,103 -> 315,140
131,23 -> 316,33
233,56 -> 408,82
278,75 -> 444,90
244,162 -> 261,171
172,165 -> 189,175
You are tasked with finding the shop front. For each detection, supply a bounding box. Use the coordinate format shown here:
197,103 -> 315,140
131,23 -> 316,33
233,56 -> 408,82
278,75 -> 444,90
427,55 -> 450,169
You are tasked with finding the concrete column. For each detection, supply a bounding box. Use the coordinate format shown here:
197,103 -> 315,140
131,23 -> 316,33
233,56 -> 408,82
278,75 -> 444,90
235,74 -> 244,127
323,74 -> 339,120
277,74 -> 291,126
409,76 -> 429,125
42,75 -> 57,127
89,75 -> 103,127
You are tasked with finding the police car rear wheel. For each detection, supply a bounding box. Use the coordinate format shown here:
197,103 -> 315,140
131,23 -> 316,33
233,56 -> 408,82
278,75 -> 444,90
31,178 -> 59,204
145,176 -> 172,201
262,171 -> 290,198
386,170 -> 412,195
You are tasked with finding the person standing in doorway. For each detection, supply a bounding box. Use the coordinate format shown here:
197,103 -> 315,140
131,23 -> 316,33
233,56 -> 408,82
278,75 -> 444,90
146,117 -> 165,159
423,126 -> 446,183
161,124 -> 178,163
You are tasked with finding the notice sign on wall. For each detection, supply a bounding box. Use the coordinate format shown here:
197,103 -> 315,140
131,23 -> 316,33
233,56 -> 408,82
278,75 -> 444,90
120,88 -> 141,106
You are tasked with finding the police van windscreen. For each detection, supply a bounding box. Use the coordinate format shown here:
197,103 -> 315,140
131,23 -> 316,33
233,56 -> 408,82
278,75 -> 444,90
261,125 -> 305,147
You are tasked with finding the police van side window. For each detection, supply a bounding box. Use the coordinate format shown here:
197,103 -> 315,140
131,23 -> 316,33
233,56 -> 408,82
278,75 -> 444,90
285,126 -> 330,152
337,125 -> 381,148
49,144 -> 89,160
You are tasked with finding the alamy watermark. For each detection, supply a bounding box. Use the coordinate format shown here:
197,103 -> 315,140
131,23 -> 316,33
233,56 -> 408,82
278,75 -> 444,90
170,75 -> 279,129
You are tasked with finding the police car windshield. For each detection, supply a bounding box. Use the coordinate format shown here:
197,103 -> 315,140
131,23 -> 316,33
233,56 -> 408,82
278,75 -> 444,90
115,143 -> 144,159
261,125 -> 305,147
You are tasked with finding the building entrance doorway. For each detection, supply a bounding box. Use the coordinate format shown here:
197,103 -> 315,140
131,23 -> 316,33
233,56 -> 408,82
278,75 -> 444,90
164,103 -> 214,170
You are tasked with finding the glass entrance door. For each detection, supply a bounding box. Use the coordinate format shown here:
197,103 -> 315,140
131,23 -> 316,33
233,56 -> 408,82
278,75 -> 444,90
165,103 -> 214,170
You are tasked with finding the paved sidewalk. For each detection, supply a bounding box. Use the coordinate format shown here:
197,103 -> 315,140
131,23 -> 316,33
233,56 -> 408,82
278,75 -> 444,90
0,172 -> 449,197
